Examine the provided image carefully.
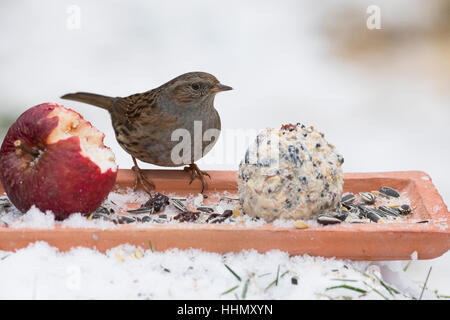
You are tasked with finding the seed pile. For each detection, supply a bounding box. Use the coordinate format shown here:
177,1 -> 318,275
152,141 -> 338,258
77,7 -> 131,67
0,195 -> 12,210
315,186 -> 416,225
86,193 -> 244,225
0,185 -> 419,227
0,195 -> 12,226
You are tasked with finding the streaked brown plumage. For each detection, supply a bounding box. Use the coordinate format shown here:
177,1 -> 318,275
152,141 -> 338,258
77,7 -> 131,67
61,72 -> 232,193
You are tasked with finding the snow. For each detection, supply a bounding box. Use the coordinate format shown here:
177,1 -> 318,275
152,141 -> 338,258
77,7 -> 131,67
0,191 -> 449,299
8,206 -> 55,229
61,213 -> 116,230
0,242 -> 448,300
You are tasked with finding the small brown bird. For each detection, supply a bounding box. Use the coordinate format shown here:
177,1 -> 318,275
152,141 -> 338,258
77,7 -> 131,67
61,72 -> 232,193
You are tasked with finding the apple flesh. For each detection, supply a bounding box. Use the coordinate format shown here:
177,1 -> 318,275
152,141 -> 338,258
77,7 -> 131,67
0,103 -> 118,220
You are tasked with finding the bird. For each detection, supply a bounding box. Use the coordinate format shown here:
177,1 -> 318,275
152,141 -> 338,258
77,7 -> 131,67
61,72 -> 232,194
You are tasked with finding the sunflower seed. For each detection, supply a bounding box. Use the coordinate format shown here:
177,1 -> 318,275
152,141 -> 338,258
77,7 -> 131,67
0,197 -> 12,212
398,204 -> 412,215
174,211 -> 200,222
196,206 -> 215,213
207,209 -> 233,223
357,205 -> 369,218
375,209 -> 388,218
127,207 -> 155,215
378,205 -> 400,217
365,209 -> 382,223
141,193 -> 170,212
348,205 -> 361,215
341,202 -> 355,210
220,196 -> 240,201
221,210 -> 233,218
141,216 -> 152,223
347,219 -> 369,224
0,196 -> 11,206
206,213 -> 221,223
209,217 -> 227,224
170,197 -> 187,201
334,209 -> 348,221
359,192 -> 376,204
95,206 -> 110,215
317,214 -> 342,225
171,199 -> 188,212
379,186 -> 400,198
340,193 -> 355,204
92,212 -> 111,220
117,215 -> 136,224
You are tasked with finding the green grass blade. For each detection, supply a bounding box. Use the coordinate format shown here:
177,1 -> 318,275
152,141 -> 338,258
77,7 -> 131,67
330,278 -> 358,282
275,265 -> 280,286
224,264 -> 241,282
403,261 -> 412,272
363,281 -> 389,300
258,272 -> 271,278
148,240 -> 154,252
419,266 -> 432,300
373,274 -> 400,296
242,278 -> 250,299
264,270 -> 288,292
221,285 -> 239,296
326,285 -> 367,294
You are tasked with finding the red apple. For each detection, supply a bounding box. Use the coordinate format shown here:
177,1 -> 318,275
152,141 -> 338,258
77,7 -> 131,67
0,103 -> 118,220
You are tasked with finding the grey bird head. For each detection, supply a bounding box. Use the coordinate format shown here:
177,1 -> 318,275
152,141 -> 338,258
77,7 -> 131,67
161,72 -> 232,108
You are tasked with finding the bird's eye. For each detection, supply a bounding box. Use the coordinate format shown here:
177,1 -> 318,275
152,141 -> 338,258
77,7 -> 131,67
192,84 -> 200,90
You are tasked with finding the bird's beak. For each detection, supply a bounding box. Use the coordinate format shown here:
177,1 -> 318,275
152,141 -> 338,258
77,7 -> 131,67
211,83 -> 233,93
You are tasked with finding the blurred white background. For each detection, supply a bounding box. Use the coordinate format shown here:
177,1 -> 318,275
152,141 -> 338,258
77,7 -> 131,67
0,0 -> 449,206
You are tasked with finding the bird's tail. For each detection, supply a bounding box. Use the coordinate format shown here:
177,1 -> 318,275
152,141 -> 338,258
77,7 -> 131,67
60,92 -> 115,111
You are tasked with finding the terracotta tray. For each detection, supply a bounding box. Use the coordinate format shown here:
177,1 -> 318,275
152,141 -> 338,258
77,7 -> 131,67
0,170 -> 449,260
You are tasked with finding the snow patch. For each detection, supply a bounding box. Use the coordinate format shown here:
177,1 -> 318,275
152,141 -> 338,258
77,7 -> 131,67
0,242 -> 436,300
61,213 -> 116,230
10,206 -> 55,229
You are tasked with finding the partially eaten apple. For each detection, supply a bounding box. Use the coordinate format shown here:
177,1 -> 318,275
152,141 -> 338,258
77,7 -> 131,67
0,103 -> 118,220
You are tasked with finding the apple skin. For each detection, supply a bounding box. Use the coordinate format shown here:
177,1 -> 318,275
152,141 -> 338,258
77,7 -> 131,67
0,103 -> 118,220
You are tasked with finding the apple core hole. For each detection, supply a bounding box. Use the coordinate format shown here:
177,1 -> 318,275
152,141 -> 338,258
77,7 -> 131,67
46,107 -> 118,174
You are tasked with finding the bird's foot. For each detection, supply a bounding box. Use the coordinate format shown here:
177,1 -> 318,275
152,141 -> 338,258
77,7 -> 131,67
131,158 -> 155,195
132,166 -> 155,195
183,163 -> 211,193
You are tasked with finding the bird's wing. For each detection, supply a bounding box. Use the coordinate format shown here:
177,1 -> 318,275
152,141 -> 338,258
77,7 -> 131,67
120,90 -> 159,121
114,90 -> 178,129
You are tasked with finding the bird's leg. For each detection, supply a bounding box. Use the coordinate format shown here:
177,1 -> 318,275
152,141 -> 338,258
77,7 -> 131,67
131,157 -> 155,195
183,163 -> 211,193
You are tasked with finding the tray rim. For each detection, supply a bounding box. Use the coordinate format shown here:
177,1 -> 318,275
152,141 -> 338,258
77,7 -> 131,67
0,169 -> 449,260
